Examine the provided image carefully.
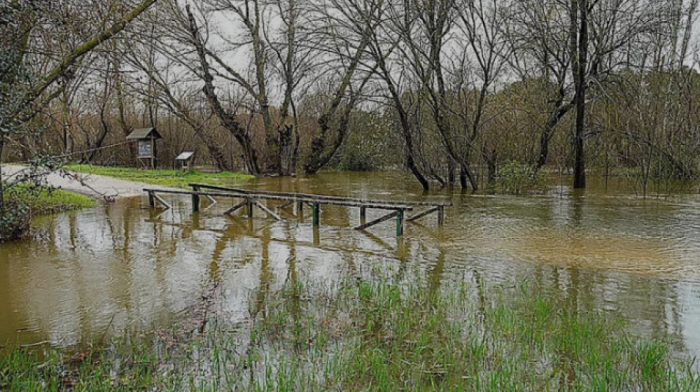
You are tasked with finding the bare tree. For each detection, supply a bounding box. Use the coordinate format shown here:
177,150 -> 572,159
302,0 -> 377,174
1,0 -> 157,217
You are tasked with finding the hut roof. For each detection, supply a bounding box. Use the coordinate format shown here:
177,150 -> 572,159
126,128 -> 163,140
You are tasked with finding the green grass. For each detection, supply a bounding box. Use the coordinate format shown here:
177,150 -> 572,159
4,183 -> 96,215
67,164 -> 253,189
2,264 -> 699,391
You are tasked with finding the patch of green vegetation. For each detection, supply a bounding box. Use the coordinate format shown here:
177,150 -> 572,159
496,161 -> 547,195
1,183 -> 95,242
67,165 -> 253,189
2,264 -> 698,391
7,183 -> 95,214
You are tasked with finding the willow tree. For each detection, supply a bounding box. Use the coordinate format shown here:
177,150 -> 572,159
302,0 -> 377,175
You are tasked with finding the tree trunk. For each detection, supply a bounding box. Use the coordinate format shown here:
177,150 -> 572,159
459,163 -> 478,191
573,0 -> 588,189
197,133 -> 230,172
277,123 -> 294,175
409,154 -> 430,191
303,32 -> 371,175
536,100 -> 574,170
447,159 -> 455,186
483,147 -> 497,186
87,116 -> 110,163
305,113 -> 337,174
86,84 -> 112,163
186,5 -> 261,176
487,160 -> 497,185
305,112 -> 349,174
114,58 -> 136,165
0,135 -> 5,218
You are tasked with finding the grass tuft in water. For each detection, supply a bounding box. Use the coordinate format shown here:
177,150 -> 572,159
2,264 -> 699,391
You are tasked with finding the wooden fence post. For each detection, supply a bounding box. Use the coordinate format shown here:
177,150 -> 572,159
312,203 -> 320,227
396,210 -> 404,237
148,191 -> 155,208
192,193 -> 200,212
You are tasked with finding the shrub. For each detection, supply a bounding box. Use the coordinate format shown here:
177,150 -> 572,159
1,182 -> 95,242
495,161 -> 546,195
336,147 -> 377,172
0,185 -> 33,242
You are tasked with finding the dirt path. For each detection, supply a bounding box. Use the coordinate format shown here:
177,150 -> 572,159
1,164 -> 178,200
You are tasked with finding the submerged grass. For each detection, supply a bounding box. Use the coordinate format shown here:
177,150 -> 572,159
2,264 -> 699,391
67,164 -> 253,189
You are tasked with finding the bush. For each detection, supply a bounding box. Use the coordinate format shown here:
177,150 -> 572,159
1,182 -> 95,242
1,186 -> 33,242
336,147 -> 377,172
495,161 -> 546,195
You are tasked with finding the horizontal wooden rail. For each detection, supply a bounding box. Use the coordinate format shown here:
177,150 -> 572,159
188,183 -> 452,208
143,188 -> 414,211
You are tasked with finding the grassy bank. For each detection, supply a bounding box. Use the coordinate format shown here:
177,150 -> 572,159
67,164 -> 253,189
1,183 -> 95,242
2,264 -> 698,391
6,183 -> 96,214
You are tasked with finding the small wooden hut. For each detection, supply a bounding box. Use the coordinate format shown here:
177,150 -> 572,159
175,151 -> 195,172
126,128 -> 162,169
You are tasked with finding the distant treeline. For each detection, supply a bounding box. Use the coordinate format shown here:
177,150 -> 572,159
2,0 -> 700,192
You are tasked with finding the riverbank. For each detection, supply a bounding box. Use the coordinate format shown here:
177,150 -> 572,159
6,183 -> 96,214
1,183 -> 96,242
1,164 -> 181,200
67,164 -> 253,189
2,264 -> 699,391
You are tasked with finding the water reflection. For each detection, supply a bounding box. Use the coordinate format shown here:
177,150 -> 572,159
1,172 -> 700,360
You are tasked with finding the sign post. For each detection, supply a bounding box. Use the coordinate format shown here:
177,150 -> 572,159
126,128 -> 163,170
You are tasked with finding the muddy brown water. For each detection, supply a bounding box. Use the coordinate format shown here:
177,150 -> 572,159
1,172 -> 700,358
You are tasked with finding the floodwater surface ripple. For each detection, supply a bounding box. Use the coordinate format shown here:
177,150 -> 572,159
1,172 -> 700,359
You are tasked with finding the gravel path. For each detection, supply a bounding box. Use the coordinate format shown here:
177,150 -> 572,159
1,164 -> 178,200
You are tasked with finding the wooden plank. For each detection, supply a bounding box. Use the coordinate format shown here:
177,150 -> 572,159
224,200 -> 249,215
252,200 -> 282,221
276,200 -> 295,210
194,185 -> 217,205
407,206 -> 440,222
152,193 -> 172,210
438,206 -> 445,226
189,183 -> 451,207
148,191 -> 155,208
355,211 -> 398,231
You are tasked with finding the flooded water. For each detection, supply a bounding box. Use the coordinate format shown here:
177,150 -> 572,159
1,172 -> 700,358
